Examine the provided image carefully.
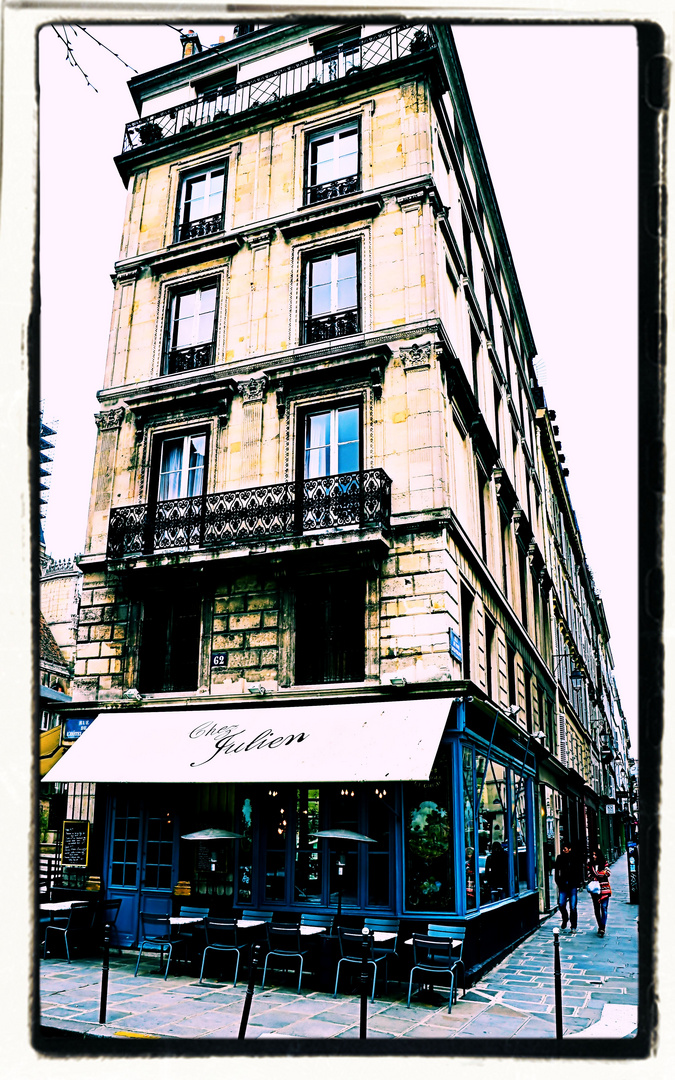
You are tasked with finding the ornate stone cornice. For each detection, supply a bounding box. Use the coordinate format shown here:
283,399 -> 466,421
400,341 -> 432,370
248,229 -> 276,248
95,407 -> 125,431
240,376 -> 267,403
396,189 -> 426,208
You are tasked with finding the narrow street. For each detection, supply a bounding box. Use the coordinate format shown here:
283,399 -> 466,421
39,855 -> 638,1042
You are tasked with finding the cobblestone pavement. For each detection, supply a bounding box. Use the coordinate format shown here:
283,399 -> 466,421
39,857 -> 637,1042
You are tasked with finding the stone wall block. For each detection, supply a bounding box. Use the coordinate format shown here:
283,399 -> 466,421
230,612 -> 262,631
249,631 -> 277,647
87,658 -> 110,675
79,606 -> 103,624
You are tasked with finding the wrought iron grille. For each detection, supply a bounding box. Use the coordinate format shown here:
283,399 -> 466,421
165,342 -> 214,375
121,25 -> 434,154
303,308 -> 360,344
305,174 -> 360,205
176,213 -> 223,242
107,469 -> 391,557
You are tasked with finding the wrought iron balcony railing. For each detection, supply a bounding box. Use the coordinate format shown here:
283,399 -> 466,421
176,213 -> 224,243
164,342 -> 214,375
107,468 -> 392,558
121,24 -> 434,154
303,308 -> 360,344
305,174 -> 360,206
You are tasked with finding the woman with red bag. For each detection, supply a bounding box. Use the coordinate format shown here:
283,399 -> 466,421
587,849 -> 612,937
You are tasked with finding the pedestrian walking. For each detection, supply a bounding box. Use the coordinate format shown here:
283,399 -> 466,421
586,848 -> 612,937
554,841 -> 581,932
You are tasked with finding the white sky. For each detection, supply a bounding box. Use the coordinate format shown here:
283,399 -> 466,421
39,22 -> 638,747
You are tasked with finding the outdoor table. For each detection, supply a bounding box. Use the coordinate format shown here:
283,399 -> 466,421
371,931 -> 397,944
40,900 -> 86,912
169,917 -> 266,928
299,925 -> 327,936
404,936 -> 459,947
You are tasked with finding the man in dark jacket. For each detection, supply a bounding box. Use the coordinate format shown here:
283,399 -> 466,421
555,842 -> 581,932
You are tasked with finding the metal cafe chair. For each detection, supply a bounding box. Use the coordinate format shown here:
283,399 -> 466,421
428,923 -> 467,1001
407,932 -> 457,1012
300,912 -> 329,929
176,905 -> 210,961
363,916 -> 400,983
43,902 -> 96,963
261,924 -> 309,993
334,927 -> 388,1002
242,909 -> 273,922
199,917 -> 250,987
134,912 -> 185,980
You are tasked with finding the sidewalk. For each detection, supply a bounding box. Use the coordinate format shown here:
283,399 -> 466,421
39,856 -> 638,1042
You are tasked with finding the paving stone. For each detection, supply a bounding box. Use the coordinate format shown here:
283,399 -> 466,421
367,1014 -> 417,1034
282,1017 -> 354,1038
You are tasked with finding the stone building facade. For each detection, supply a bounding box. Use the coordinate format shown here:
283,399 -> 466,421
48,22 -> 631,972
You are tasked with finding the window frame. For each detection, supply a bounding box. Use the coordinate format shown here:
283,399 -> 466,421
162,279 -> 220,376
304,119 -> 361,206
301,243 -> 361,344
294,569 -> 366,686
174,161 -> 228,244
296,397 -> 364,483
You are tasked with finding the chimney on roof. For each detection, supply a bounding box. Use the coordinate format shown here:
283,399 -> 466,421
180,29 -> 203,59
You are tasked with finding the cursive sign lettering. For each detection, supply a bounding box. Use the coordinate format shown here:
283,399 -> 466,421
189,723 -> 309,767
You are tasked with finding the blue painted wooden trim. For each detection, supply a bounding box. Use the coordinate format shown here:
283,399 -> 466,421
451,736 -> 467,916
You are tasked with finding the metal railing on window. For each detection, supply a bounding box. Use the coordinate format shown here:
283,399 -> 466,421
106,468 -> 391,557
176,213 -> 223,243
121,24 -> 434,154
165,342 -> 214,375
305,173 -> 360,206
303,308 -> 360,344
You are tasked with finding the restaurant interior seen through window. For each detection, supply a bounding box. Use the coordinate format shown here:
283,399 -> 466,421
234,784 -> 392,910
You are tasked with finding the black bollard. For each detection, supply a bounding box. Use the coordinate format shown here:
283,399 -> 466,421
238,943 -> 261,1039
359,927 -> 370,1039
553,927 -> 563,1040
99,923 -> 110,1025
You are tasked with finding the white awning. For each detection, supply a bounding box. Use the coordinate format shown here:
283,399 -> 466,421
42,697 -> 452,784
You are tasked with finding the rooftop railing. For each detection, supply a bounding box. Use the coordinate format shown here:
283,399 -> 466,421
121,25 -> 434,155
107,468 -> 392,558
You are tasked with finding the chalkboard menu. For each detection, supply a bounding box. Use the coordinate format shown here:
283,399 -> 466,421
61,820 -> 89,867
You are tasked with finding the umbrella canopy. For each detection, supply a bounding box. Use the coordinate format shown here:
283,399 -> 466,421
180,828 -> 244,840
310,829 -> 375,843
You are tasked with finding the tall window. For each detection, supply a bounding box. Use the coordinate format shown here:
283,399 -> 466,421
476,464 -> 488,563
477,756 -> 509,903
507,641 -> 517,707
484,616 -> 496,701
404,751 -> 454,911
138,590 -> 202,693
304,405 -> 359,478
303,247 -> 359,343
500,511 -> 510,598
316,34 -> 361,82
157,434 -> 206,501
295,572 -> 365,684
175,164 -> 227,242
518,544 -> 529,631
306,122 -> 359,204
164,282 -> 218,374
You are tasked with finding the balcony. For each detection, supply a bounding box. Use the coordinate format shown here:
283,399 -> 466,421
107,468 -> 391,559
306,173 -> 360,206
303,308 -> 360,344
176,213 -> 223,243
165,342 -> 214,375
121,24 -> 434,155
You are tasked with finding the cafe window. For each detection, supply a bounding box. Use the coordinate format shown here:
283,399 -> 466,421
235,784 -> 392,911
463,745 -> 477,910
477,755 -> 509,904
511,775 -> 531,894
295,572 -> 365,685
404,750 -> 455,912
305,121 -> 360,204
109,796 -> 140,887
138,589 -> 202,693
302,245 -> 360,344
175,163 -> 227,243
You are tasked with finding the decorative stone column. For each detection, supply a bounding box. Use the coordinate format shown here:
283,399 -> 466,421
239,376 -> 267,483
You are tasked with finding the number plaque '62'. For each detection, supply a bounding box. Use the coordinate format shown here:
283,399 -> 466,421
211,652 -> 228,668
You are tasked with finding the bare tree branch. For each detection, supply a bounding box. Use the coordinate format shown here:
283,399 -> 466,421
74,25 -> 139,74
